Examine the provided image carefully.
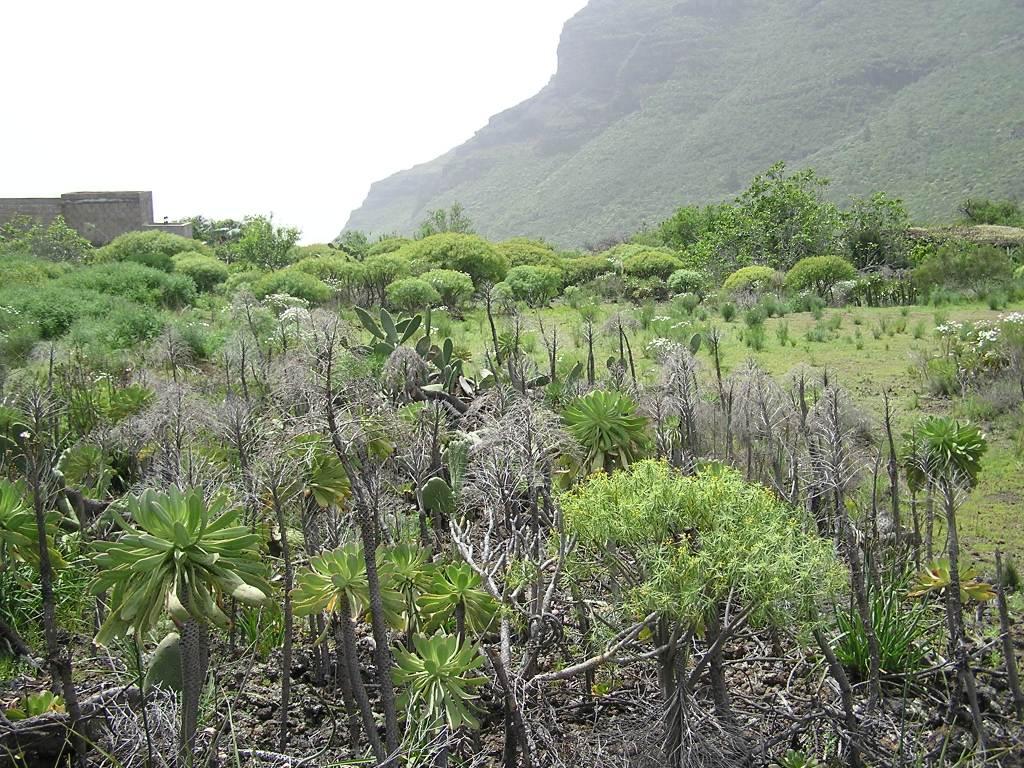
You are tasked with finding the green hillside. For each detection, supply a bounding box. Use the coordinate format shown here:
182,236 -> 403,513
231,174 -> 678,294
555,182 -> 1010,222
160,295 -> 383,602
344,0 -> 1024,246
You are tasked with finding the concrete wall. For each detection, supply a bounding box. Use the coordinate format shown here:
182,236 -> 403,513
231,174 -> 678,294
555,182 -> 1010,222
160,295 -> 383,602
0,198 -> 63,227
0,191 -> 187,245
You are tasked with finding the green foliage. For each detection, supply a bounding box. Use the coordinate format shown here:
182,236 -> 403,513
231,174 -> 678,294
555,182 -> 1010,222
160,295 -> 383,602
58,261 -> 197,308
914,242 -> 1013,296
667,269 -> 708,297
252,269 -> 332,304
171,251 -> 229,292
653,203 -> 733,252
392,632 -> 488,730
722,265 -> 776,295
421,269 -> 475,310
4,691 -> 64,721
914,416 -> 987,487
504,265 -> 562,306
96,230 -> 208,272
419,562 -> 497,635
842,192 -> 910,269
399,233 -> 507,286
0,215 -> 93,262
619,247 -> 685,281
291,543 -> 402,623
144,631 -> 183,692
0,253 -> 71,287
0,479 -> 64,568
416,202 -> 474,239
230,215 -> 301,270
784,256 -> 856,297
494,238 -> 559,268
387,277 -> 440,314
91,488 -> 271,644
960,198 -> 1023,226
561,254 -> 616,286
562,461 -> 844,628
835,584 -> 929,679
335,231 -> 371,260
367,236 -> 413,257
563,390 -> 650,474
354,306 -> 422,356
909,559 -> 997,603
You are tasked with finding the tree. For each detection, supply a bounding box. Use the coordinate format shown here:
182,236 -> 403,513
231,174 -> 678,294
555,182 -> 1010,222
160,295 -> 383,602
231,215 -> 301,270
398,233 -> 508,287
417,202 -> 474,238
842,192 -> 910,269
422,268 -> 475,311
335,230 -> 371,260
504,265 -> 562,306
171,251 -> 229,292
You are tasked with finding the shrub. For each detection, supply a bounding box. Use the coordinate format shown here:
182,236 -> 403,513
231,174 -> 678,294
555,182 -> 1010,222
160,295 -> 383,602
171,251 -> 229,292
0,254 -> 70,287
784,256 -> 857,298
495,238 -> 560,268
223,269 -> 267,295
292,254 -> 356,282
720,302 -> 736,322
562,255 -> 616,286
95,230 -> 210,272
504,265 -> 562,306
57,262 -> 197,308
421,269 -> 475,310
252,269 -> 332,304
914,243 -> 1013,296
620,248 -> 685,281
722,265 -> 776,295
399,233 -> 507,286
666,269 -> 708,297
386,277 -> 440,314
366,236 -> 412,257
960,198 -> 1023,227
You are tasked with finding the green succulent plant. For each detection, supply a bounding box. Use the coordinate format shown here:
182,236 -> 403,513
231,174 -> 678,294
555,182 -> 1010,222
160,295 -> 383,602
563,390 -> 650,474
5,691 -> 64,721
291,543 -> 403,624
915,416 -> 987,488
909,559 -> 996,603
392,632 -> 488,731
0,479 -> 64,568
355,306 -> 422,356
91,487 -> 271,644
381,542 -> 434,636
419,562 -> 497,641
291,434 -> 350,508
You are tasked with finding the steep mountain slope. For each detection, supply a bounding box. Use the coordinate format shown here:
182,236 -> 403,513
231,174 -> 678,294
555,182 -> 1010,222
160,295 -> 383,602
344,0 -> 1024,247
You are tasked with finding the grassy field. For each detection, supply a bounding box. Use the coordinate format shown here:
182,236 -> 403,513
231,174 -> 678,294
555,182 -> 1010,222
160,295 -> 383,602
418,298 -> 1024,565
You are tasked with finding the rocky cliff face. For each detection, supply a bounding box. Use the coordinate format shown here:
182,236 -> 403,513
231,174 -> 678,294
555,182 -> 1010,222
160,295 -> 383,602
344,0 -> 1024,246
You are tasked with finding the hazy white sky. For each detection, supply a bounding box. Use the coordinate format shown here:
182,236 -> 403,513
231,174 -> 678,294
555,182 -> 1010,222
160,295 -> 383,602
1,1 -> 587,242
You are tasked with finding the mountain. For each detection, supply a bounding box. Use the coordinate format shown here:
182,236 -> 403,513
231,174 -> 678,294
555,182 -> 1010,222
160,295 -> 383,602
344,0 -> 1024,247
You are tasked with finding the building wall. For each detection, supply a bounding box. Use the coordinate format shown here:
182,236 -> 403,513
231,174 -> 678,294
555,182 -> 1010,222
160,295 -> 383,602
0,191 -> 187,245
0,198 -> 63,228
60,191 -> 154,246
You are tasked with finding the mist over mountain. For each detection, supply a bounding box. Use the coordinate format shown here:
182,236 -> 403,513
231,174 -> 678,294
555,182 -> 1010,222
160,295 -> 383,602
344,0 -> 1024,246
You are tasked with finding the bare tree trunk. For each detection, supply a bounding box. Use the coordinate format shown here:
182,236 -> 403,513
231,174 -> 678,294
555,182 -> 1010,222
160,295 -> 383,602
995,550 -> 1024,720
339,597 -> 385,762
814,627 -> 862,768
271,489 -> 294,753
941,480 -> 986,751
179,617 -> 209,767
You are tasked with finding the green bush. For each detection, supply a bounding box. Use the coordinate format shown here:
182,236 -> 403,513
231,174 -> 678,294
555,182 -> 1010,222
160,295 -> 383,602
386,277 -> 440,314
495,238 -> 560,269
960,198 -> 1023,227
171,252 -> 229,292
667,269 -> 708,297
253,269 -> 332,304
57,262 -> 197,309
914,243 -> 1013,296
292,254 -> 356,282
784,256 -> 856,298
398,233 -> 507,286
366,236 -> 412,257
562,255 -> 616,286
94,231 -> 210,272
620,248 -> 685,281
223,269 -> 267,295
722,265 -> 776,295
504,265 -> 562,306
421,269 -> 475,309
0,254 -> 71,287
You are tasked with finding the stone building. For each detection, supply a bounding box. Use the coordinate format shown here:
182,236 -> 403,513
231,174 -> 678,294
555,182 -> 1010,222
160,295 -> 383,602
0,191 -> 191,246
